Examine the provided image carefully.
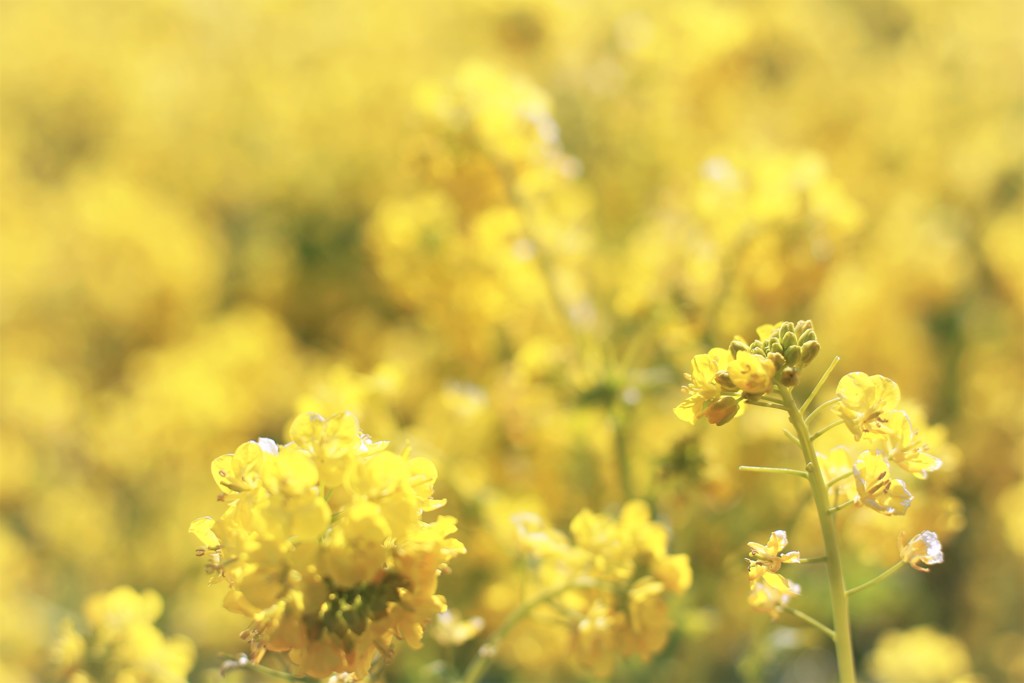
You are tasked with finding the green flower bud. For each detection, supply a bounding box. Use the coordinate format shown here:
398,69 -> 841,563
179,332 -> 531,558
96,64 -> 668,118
705,396 -> 741,426
800,340 -> 820,364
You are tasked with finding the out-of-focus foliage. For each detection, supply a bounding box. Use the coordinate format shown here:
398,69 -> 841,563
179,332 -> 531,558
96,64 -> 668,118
0,1 -> 1020,681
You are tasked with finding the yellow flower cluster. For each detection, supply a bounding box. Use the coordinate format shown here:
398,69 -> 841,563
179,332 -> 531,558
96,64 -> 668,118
675,320 -> 818,425
746,531 -> 802,619
51,586 -> 195,683
190,413 -> 465,679
510,501 -> 692,678
834,372 -> 942,516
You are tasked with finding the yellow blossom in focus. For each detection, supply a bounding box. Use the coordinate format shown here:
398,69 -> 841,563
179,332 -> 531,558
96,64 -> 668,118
747,571 -> 801,620
675,348 -> 741,425
745,530 -> 802,620
873,411 -> 943,480
747,530 -> 800,573
853,451 -> 913,516
192,412 -> 464,680
727,350 -> 776,394
835,372 -> 902,440
900,531 -> 944,572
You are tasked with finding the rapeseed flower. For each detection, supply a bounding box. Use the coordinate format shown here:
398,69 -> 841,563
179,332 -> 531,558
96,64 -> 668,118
853,451 -> 913,516
192,412 -> 464,680
746,531 -> 802,619
900,531 -> 944,572
675,347 -> 741,425
835,373 -> 902,440
51,586 -> 195,683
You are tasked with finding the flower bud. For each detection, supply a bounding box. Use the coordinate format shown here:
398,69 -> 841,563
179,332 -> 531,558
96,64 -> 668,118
715,370 -> 737,390
780,367 -> 799,387
800,340 -> 820,364
705,396 -> 741,426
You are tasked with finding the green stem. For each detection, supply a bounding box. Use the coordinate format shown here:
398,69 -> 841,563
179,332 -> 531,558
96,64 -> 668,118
810,419 -> 845,443
846,562 -> 904,597
462,578 -> 599,683
801,356 -> 841,415
748,400 -> 788,412
829,499 -> 856,515
612,405 -> 633,499
827,471 -> 854,489
796,556 -> 827,564
806,396 -> 842,426
738,465 -> 808,479
783,606 -> 836,641
778,385 -> 857,683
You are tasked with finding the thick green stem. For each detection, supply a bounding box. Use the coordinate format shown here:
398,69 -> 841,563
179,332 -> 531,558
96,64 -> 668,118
778,385 -> 857,683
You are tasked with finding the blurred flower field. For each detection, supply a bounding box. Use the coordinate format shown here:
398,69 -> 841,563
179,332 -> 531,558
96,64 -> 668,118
1,1 -> 1022,682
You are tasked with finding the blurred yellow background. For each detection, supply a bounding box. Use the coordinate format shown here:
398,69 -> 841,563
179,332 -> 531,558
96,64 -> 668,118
1,1 -> 1021,681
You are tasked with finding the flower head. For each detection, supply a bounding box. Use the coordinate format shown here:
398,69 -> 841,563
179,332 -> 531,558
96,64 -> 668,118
52,586 -> 195,683
192,412 -> 464,680
900,531 -> 944,572
745,530 -> 801,620
878,411 -> 942,479
747,530 -> 801,573
835,372 -> 901,440
728,350 -> 777,394
748,571 -> 801,619
853,451 -> 913,516
514,500 -> 692,676
675,347 -> 742,425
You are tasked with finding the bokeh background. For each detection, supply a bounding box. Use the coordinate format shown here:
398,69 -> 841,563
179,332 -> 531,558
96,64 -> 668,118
1,1 -> 1022,681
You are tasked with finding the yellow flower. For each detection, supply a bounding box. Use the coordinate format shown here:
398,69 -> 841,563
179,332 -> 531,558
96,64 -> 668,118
748,571 -> 801,620
747,530 -> 801,573
853,451 -> 913,516
675,347 -> 737,424
727,350 -> 777,394
52,587 -> 195,683
900,531 -> 944,572
192,412 -> 464,680
513,500 -> 691,677
877,411 -> 943,479
835,372 -> 901,440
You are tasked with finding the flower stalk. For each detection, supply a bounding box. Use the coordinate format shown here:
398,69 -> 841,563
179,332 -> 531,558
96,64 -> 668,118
846,562 -> 904,597
778,384 -> 857,683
